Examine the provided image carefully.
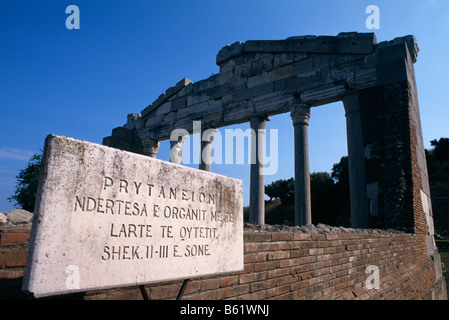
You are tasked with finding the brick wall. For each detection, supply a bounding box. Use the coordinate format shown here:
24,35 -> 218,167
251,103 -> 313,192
0,227 -> 30,299
1,225 -> 442,300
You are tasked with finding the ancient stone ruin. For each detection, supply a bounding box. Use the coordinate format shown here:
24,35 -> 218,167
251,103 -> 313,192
1,32 -> 445,301
104,32 -> 433,245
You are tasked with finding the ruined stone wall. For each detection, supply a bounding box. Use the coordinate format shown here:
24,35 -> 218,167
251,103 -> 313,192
102,33 -> 432,236
1,225 -> 445,300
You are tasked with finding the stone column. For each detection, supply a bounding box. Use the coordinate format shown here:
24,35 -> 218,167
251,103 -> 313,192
170,135 -> 188,165
199,128 -> 218,172
342,94 -> 369,228
249,116 -> 268,225
290,106 -> 312,226
137,130 -> 160,158
143,139 -> 160,158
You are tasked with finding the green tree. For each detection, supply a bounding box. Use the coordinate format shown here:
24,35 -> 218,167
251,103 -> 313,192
8,152 -> 42,212
310,172 -> 335,225
265,178 -> 295,205
427,138 -> 449,181
331,156 -> 349,187
265,179 -> 282,201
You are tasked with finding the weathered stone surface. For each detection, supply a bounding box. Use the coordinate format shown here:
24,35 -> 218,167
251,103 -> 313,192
6,209 -> 33,225
141,78 -> 193,118
216,41 -> 244,66
23,135 -> 244,298
0,213 -> 7,226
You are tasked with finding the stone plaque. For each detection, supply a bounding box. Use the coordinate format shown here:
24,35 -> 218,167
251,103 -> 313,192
22,135 -> 243,298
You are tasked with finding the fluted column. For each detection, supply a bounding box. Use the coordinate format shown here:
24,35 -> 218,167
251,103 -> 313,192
249,116 -> 268,225
290,106 -> 312,226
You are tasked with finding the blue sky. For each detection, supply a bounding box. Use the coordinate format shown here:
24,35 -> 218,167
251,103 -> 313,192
1,0 -> 449,212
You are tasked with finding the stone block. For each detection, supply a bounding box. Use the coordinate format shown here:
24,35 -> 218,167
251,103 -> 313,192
202,110 -> 224,128
346,68 -> 378,90
286,72 -> 320,94
150,126 -> 172,140
336,32 -> 376,55
165,78 -> 192,100
210,84 -> 230,100
284,37 -> 313,52
219,59 -> 236,73
300,82 -> 347,106
170,96 -> 187,112
254,94 -> 295,115
187,94 -> 210,107
243,40 -> 267,53
252,55 -> 273,74
231,87 -> 252,102
111,127 -> 135,141
309,36 -> 337,53
247,72 -> 272,88
330,61 -> 355,82
273,78 -> 287,92
0,213 -> 7,226
153,102 -> 171,116
223,101 -> 255,123
216,42 -> 244,66
377,35 -> 418,63
377,59 -> 408,86
234,63 -> 255,78
192,78 -> 212,93
145,114 -> 165,129
5,209 -> 33,225
273,53 -> 294,68
23,135 -> 244,298
272,64 -> 293,81
249,82 -> 274,99
292,58 -> 314,76
216,71 -> 234,86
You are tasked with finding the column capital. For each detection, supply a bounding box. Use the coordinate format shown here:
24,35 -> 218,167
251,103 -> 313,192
290,106 -> 311,126
201,128 -> 219,144
249,116 -> 270,129
137,130 -> 160,158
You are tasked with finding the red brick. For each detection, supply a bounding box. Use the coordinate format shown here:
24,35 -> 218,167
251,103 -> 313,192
267,250 -> 290,260
267,267 -> 290,279
266,284 -> 290,298
150,283 -> 182,300
250,278 -> 277,293
0,249 -> 28,267
201,278 -> 220,291
239,271 -> 266,284
309,248 -> 325,255
294,233 -> 311,240
271,233 -> 294,241
244,252 -> 267,263
220,276 -> 238,287
0,229 -> 30,245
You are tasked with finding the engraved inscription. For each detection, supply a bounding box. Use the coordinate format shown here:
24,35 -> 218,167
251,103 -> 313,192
23,135 -> 243,298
